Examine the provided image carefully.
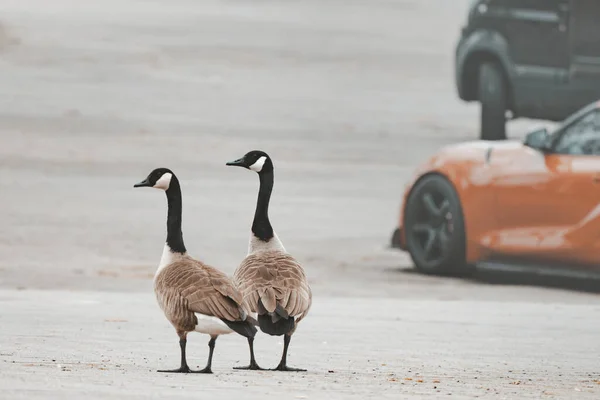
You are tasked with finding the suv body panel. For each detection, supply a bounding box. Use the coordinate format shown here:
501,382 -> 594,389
456,0 -> 600,123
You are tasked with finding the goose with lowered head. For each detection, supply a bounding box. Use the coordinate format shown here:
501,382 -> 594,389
133,167 -> 257,374
226,151 -> 312,372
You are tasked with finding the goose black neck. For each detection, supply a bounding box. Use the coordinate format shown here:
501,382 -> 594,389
165,176 -> 186,254
252,170 -> 274,242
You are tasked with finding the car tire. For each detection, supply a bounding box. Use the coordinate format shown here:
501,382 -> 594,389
479,62 -> 507,141
404,174 -> 472,276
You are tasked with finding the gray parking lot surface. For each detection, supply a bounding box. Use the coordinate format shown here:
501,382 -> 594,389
2,290 -> 600,399
0,0 -> 591,399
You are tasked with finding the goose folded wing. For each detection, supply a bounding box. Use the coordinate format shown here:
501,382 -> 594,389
179,267 -> 244,322
236,252 -> 312,318
280,284 -> 311,317
266,254 -> 310,316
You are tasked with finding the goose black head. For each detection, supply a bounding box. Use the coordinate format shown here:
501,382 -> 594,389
133,167 -> 175,191
226,150 -> 273,174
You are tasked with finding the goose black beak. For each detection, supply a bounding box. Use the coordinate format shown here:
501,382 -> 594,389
133,178 -> 151,188
226,158 -> 246,167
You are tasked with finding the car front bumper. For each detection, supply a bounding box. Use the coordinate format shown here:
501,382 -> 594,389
389,226 -> 406,251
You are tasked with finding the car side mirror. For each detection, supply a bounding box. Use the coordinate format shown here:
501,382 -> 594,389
524,128 -> 551,152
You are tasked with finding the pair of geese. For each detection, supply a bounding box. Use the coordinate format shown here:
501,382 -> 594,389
133,150 -> 312,374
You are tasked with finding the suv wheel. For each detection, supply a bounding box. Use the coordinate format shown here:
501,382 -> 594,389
479,62 -> 507,141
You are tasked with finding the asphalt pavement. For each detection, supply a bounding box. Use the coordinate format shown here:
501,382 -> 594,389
2,290 -> 600,399
0,1 -> 594,399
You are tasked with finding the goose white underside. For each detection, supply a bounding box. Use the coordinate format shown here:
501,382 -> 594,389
194,313 -> 234,336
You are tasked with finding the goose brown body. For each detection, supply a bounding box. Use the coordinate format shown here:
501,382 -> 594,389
155,256 -> 254,335
234,250 -> 311,333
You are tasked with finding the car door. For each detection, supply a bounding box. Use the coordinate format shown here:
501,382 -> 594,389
494,0 -> 570,69
546,107 -> 600,265
485,0 -> 571,118
487,108 -> 600,264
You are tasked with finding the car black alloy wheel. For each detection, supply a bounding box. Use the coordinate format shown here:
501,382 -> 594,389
411,192 -> 453,264
404,174 -> 470,276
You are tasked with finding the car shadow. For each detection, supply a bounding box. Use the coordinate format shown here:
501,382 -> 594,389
395,265 -> 600,294
466,269 -> 600,294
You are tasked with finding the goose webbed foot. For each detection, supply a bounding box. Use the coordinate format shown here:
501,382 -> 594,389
158,337 -> 193,373
271,334 -> 306,372
157,365 -> 193,373
193,336 -> 217,374
157,366 -> 213,374
271,364 -> 306,372
233,337 -> 265,370
158,336 -> 216,374
194,366 -> 213,374
233,361 -> 265,371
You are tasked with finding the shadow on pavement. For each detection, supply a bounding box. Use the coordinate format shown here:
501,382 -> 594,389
396,265 -> 600,294
467,269 -> 600,294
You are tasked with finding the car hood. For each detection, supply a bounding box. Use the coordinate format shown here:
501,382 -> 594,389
408,139 -> 526,185
424,140 -> 524,169
431,139 -> 524,165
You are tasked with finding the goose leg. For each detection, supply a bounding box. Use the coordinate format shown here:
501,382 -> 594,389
233,337 -> 264,370
158,337 -> 193,373
195,336 -> 217,374
272,334 -> 305,372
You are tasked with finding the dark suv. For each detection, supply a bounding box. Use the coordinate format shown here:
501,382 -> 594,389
456,0 -> 600,140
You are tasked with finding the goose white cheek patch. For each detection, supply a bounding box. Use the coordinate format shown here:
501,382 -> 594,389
249,156 -> 267,172
153,173 -> 172,190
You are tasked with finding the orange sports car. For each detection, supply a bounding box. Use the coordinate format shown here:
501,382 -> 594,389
390,101 -> 600,277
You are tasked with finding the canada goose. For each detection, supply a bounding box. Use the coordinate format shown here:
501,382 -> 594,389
226,151 -> 312,372
133,167 -> 257,374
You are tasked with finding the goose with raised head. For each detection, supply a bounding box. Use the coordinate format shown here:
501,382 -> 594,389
133,167 -> 257,374
226,151 -> 312,372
